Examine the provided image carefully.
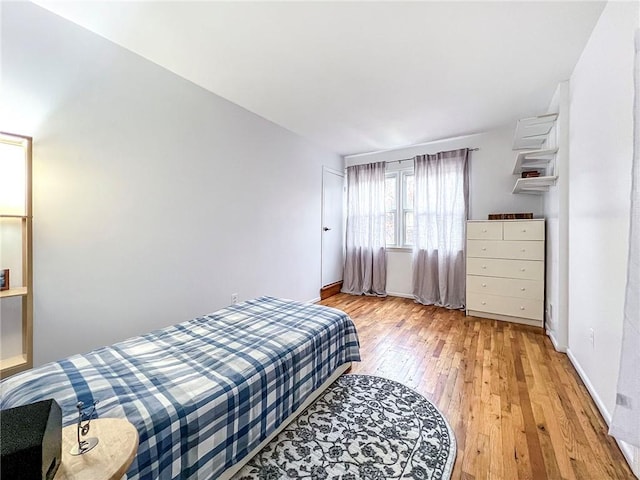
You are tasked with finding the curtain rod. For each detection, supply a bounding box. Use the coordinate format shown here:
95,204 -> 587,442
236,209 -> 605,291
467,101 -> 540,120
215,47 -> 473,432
393,147 -> 479,163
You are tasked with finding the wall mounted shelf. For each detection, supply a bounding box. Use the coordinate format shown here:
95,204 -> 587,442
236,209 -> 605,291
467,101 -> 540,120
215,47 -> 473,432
512,112 -> 559,195
513,113 -> 558,150
0,354 -> 28,377
0,287 -> 28,298
512,148 -> 559,175
512,175 -> 558,194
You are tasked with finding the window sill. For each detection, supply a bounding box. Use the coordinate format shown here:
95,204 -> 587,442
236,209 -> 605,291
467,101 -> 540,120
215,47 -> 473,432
386,246 -> 413,253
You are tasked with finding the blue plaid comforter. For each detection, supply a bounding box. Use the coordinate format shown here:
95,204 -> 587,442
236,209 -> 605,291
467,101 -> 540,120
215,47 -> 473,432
0,296 -> 360,479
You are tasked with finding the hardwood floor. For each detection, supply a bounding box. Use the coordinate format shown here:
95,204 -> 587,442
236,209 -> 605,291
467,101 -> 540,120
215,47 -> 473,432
319,294 -> 634,480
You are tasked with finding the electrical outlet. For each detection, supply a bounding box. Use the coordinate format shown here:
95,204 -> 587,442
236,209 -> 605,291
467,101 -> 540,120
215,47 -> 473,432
231,293 -> 239,304
589,328 -> 595,347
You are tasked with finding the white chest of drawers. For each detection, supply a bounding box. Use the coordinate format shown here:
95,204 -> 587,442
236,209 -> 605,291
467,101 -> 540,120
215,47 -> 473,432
466,219 -> 545,327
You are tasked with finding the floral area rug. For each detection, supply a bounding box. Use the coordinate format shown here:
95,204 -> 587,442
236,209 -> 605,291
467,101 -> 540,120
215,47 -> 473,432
233,374 -> 456,480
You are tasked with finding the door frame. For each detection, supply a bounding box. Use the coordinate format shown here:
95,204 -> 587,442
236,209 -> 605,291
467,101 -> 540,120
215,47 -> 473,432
321,166 -> 345,289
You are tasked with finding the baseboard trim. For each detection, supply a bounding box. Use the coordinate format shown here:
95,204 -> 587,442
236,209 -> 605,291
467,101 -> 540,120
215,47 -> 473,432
387,292 -> 414,299
546,329 -> 567,353
566,348 -> 638,477
307,296 -> 321,304
566,348 -> 612,423
320,281 -> 343,300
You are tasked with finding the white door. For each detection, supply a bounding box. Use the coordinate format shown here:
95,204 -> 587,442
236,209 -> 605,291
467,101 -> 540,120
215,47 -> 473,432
321,167 -> 344,288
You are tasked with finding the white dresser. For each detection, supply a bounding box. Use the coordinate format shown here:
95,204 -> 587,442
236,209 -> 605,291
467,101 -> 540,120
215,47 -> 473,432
465,219 -> 545,327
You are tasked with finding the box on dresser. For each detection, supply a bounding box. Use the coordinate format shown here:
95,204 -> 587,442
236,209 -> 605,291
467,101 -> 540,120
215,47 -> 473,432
466,219 -> 545,327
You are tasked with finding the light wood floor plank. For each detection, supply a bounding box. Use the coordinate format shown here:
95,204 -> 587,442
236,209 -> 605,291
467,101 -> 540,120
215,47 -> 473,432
319,294 -> 634,480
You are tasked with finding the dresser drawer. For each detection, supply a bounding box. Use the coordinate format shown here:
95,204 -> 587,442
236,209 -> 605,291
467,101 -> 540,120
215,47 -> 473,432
467,292 -> 543,320
503,221 -> 544,241
467,240 -> 544,261
466,257 -> 543,280
467,222 -> 502,240
466,275 -> 543,299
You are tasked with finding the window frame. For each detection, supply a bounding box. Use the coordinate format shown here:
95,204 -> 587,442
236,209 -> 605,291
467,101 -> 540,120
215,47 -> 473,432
385,172 -> 399,247
401,170 -> 414,247
385,166 -> 414,249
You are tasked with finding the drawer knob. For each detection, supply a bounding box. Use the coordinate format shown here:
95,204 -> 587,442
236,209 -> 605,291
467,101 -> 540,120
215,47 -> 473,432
482,265 -> 487,269
520,268 -> 526,272
522,229 -> 527,232
481,247 -> 487,251
520,306 -> 525,310
482,283 -> 487,287
482,229 -> 487,233
521,248 -> 526,252
481,301 -> 486,305
520,287 -> 526,291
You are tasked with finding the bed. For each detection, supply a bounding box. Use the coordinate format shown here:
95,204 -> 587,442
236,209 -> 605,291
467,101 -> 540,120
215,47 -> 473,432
0,296 -> 360,479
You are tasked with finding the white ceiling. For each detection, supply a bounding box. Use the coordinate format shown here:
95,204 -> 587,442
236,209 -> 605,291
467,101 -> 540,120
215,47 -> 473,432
35,1 -> 605,156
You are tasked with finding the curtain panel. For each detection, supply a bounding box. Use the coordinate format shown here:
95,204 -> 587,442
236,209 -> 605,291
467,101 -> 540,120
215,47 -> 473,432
412,148 -> 469,309
342,162 -> 387,296
610,30 -> 640,449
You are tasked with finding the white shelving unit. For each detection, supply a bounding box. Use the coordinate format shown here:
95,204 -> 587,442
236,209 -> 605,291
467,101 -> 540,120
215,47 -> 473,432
512,148 -> 559,175
512,114 -> 559,195
512,175 -> 558,194
513,113 -> 558,150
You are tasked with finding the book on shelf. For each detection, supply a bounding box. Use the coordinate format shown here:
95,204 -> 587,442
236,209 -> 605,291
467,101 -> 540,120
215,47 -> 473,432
488,213 -> 534,220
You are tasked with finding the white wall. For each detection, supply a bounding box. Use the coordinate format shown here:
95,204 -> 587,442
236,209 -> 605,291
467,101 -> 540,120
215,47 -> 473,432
1,3 -> 343,365
566,0 -> 638,471
345,127 -> 543,296
544,82 -> 570,352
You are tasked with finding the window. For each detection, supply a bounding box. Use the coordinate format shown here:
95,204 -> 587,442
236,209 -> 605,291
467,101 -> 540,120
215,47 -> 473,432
385,175 -> 397,245
385,169 -> 414,247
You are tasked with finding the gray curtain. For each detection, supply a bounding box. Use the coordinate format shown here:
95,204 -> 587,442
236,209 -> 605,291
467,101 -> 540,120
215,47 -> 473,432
412,149 -> 469,308
610,30 -> 640,449
342,162 -> 387,296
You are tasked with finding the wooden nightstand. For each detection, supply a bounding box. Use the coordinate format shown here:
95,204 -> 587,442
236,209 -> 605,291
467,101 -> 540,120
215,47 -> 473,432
54,418 -> 138,480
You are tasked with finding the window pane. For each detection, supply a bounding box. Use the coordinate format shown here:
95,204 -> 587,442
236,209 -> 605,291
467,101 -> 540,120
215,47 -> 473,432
404,173 -> 414,209
385,176 -> 397,212
386,212 -> 396,245
404,211 -> 414,246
